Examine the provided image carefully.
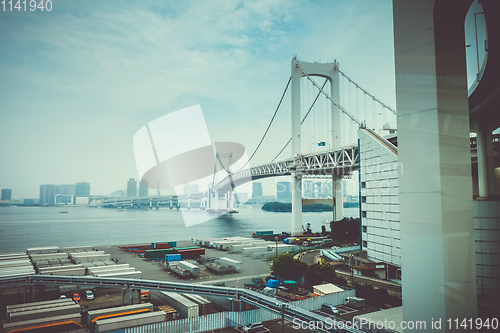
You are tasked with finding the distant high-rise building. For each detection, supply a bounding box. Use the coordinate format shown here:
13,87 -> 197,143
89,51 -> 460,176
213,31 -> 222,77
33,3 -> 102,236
75,182 -> 90,197
59,184 -> 76,196
110,190 -> 126,197
139,179 -> 149,196
277,182 -> 292,202
127,178 -> 137,197
1,189 -> 12,201
191,184 -> 199,193
252,182 -> 263,198
39,184 -> 57,204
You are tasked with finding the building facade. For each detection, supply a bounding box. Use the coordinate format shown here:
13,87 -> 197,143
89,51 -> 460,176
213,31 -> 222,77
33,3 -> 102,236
252,182 -> 263,199
127,178 -> 137,197
75,182 -> 90,197
139,179 -> 149,196
1,189 -> 12,201
276,182 -> 292,202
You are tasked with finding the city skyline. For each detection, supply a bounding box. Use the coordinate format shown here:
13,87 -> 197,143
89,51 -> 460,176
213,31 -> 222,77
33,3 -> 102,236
0,1 -> 395,199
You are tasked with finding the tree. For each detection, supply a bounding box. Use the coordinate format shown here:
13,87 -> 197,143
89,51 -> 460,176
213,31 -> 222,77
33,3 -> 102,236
304,263 -> 337,287
271,253 -> 307,281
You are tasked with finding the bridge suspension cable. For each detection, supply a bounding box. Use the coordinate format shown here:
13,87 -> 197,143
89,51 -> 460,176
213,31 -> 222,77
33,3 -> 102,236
337,68 -> 396,115
224,77 -> 292,174
271,79 -> 329,163
296,62 -> 363,127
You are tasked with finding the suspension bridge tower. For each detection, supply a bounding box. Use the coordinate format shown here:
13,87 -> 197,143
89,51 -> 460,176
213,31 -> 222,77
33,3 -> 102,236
290,58 -> 343,235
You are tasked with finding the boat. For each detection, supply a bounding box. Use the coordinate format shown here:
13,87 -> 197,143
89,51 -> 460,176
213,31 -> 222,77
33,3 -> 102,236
59,211 -> 68,214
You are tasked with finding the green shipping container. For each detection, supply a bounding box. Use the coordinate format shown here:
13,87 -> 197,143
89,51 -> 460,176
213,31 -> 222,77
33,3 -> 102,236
175,247 -> 200,251
144,248 -> 177,258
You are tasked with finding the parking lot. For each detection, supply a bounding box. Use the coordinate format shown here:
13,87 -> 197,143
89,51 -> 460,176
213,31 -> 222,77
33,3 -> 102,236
100,241 -> 274,288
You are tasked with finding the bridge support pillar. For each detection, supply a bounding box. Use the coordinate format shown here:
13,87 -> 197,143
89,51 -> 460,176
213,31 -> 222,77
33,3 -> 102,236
32,285 -> 35,301
394,1 -> 477,330
121,288 -> 125,306
229,189 -> 234,210
291,174 -> 303,235
333,175 -> 343,221
129,287 -> 133,305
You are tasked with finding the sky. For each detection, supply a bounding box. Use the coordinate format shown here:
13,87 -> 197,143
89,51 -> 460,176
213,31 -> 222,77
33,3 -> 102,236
0,0 -> 399,199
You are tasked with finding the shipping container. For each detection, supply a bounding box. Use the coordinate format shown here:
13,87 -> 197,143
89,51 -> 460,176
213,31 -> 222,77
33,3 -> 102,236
241,246 -> 269,256
217,258 -> 242,271
72,254 -> 111,263
8,303 -> 80,323
152,241 -> 177,249
92,268 -> 137,277
70,251 -> 105,258
150,291 -> 198,318
61,246 -> 94,253
255,231 -> 274,236
86,303 -> 154,326
2,313 -> 81,333
181,294 -> 213,315
30,253 -> 69,261
144,248 -> 177,259
165,254 -> 181,262
178,261 -> 199,275
26,246 -> 59,255
175,246 -> 201,251
94,311 -> 166,333
96,271 -> 141,279
40,267 -> 86,276
87,264 -> 129,274
177,248 -> 205,259
6,298 -> 74,311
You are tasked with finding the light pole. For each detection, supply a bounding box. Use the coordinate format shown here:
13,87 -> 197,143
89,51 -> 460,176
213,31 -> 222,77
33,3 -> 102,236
235,277 -> 242,300
275,236 -> 279,257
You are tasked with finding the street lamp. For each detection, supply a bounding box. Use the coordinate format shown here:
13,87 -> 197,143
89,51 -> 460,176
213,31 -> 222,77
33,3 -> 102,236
275,236 -> 279,257
235,277 -> 242,300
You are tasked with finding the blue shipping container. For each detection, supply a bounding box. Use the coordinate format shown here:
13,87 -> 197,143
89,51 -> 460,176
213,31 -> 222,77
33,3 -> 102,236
165,254 -> 181,262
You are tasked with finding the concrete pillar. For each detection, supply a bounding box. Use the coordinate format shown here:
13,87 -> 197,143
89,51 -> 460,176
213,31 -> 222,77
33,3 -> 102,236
23,286 -> 26,303
393,1 -> 477,331
129,288 -> 133,305
476,129 -> 489,197
331,61 -> 341,150
187,194 -> 191,209
121,288 -> 125,306
229,189 -> 234,210
333,175 -> 343,221
291,59 -> 303,235
32,285 -> 35,301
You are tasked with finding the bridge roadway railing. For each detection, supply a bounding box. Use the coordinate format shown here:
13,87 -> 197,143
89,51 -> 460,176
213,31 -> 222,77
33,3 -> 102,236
217,144 -> 359,191
0,274 -> 367,333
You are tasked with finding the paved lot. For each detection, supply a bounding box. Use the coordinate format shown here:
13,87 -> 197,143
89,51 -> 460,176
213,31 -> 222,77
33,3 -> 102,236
98,241 -> 274,288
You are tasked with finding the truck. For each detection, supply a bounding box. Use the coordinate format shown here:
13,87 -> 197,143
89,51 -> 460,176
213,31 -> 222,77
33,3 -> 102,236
345,296 -> 366,309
